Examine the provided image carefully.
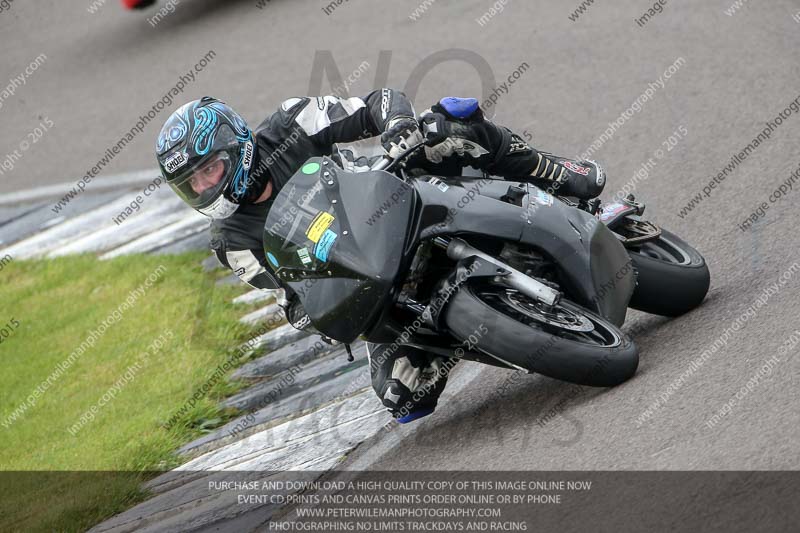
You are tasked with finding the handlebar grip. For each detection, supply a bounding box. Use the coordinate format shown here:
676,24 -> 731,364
370,156 -> 392,172
370,141 -> 428,172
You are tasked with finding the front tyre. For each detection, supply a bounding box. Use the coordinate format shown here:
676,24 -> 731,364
627,228 -> 710,317
444,283 -> 639,387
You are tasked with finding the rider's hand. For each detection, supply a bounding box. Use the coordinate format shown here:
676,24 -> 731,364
381,117 -> 424,159
418,100 -> 490,164
418,112 -> 451,163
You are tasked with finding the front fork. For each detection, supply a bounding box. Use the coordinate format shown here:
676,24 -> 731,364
434,237 -> 561,307
402,236 -> 562,329
401,237 -> 549,372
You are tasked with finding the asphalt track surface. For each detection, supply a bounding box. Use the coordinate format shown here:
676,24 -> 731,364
2,0 -> 799,476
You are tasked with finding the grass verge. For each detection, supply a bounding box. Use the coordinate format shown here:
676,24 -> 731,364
0,253 -> 269,532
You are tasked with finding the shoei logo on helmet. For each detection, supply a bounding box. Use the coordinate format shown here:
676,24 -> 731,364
165,151 -> 188,174
242,141 -> 253,170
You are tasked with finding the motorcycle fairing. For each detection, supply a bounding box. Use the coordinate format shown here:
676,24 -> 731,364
263,157 -> 415,342
409,176 -> 635,325
264,158 -> 635,344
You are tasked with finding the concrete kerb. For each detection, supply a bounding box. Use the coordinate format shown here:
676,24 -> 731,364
0,169 -> 161,205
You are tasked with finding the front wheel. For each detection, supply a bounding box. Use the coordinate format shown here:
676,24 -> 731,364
443,283 -> 639,387
627,228 -> 710,317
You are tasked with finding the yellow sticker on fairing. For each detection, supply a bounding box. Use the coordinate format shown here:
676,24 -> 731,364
306,211 -> 335,243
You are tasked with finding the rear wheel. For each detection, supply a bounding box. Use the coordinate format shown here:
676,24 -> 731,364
627,228 -> 710,316
444,283 -> 639,387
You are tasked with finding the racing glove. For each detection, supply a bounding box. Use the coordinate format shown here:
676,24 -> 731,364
381,116 -> 424,159
418,97 -> 496,166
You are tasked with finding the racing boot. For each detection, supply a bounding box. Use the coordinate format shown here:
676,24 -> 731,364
525,153 -> 606,200
367,343 -> 456,424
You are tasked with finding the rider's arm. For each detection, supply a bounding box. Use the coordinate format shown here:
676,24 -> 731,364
275,89 -> 416,148
416,99 -> 530,175
418,99 -> 604,198
210,232 -> 315,331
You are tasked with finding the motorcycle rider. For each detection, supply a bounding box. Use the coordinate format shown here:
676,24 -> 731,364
155,91 -> 605,423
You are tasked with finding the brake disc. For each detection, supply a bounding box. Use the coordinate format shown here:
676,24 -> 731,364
502,290 -> 594,332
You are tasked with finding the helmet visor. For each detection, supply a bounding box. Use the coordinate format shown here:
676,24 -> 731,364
167,152 -> 232,210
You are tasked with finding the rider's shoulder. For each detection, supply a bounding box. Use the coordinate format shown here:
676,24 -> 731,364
281,96 -> 309,112
278,97 -> 311,115
255,97 -> 313,132
211,202 -> 269,233
210,212 -> 265,253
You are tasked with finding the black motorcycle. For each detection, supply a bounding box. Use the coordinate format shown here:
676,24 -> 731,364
263,145 -> 710,387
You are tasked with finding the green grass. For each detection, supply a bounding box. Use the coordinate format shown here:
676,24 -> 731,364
0,253 -> 269,532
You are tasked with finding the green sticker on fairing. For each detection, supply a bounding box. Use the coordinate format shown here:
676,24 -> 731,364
297,247 -> 312,266
301,162 -> 320,174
